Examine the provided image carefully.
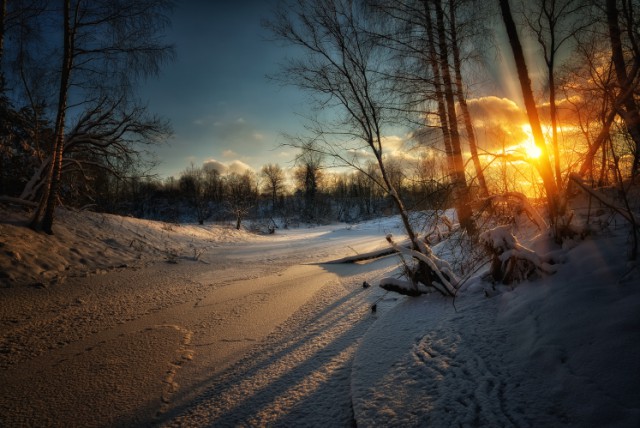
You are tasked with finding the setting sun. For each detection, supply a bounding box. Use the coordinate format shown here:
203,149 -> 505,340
519,125 -> 542,159
524,141 -> 542,159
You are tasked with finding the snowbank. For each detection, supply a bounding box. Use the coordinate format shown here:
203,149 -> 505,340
0,205 -> 264,288
352,228 -> 640,426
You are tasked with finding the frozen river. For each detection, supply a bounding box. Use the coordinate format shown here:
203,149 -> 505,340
0,220 -> 403,427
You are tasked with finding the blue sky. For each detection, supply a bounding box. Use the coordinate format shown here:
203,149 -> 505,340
140,1 -> 307,179
139,2 -> 543,180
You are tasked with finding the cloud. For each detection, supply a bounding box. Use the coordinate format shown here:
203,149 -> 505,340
205,117 -> 270,152
536,95 -> 587,124
202,158 -> 254,175
342,134 -> 412,163
466,96 -> 527,129
202,158 -> 228,174
228,160 -> 253,174
464,96 -> 529,151
222,149 -> 237,158
381,135 -> 406,152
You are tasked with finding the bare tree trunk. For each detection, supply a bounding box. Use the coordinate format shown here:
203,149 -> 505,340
423,0 -> 453,174
498,0 -> 559,223
434,0 -> 475,234
449,0 -> 488,197
30,0 -> 73,234
548,61 -> 563,188
374,145 -> 419,246
607,0 -> 640,176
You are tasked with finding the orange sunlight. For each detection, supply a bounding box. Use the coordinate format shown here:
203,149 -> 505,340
519,124 -> 542,160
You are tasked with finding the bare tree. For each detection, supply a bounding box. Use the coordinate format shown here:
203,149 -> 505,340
28,0 -> 73,234
268,0 -> 461,295
448,0 -> 489,197
498,0 -> 560,225
432,0 -> 476,233
559,34 -> 618,184
261,163 -> 286,214
606,0 -> 640,176
20,96 -> 170,201
293,143 -> 325,221
25,0 -> 174,234
226,171 -> 257,230
180,164 -> 208,225
268,0 -> 419,239
521,0 -> 592,189
367,0 -> 482,232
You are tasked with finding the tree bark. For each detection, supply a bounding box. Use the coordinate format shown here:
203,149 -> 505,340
449,0 -> 489,197
423,0 -> 453,174
498,0 -> 559,222
434,0 -> 475,234
607,0 -> 640,176
30,0 -> 74,234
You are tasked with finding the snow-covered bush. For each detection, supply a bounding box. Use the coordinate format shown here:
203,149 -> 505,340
480,225 -> 559,284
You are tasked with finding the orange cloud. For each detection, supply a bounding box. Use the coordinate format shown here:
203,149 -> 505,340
465,96 -> 528,151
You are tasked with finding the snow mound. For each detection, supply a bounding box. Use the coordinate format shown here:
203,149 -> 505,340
0,205 -> 264,287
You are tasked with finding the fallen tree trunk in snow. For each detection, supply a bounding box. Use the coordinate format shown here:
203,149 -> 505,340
0,196 -> 38,208
323,239 -> 410,264
379,235 -> 460,297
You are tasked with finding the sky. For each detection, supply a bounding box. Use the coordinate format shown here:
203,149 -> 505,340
138,1 -> 547,181
139,1 -> 308,179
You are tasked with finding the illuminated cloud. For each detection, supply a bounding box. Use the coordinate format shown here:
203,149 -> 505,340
202,158 -> 228,174
536,95 -> 587,124
342,134 -> 413,164
381,135 -> 406,152
466,96 -> 527,128
228,160 -> 254,174
465,96 -> 528,151
202,158 -> 254,175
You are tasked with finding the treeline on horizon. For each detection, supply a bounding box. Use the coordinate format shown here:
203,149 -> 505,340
84,157 -> 453,229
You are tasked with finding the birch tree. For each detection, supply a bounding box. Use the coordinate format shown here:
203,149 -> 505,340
269,0 -> 462,295
26,0 -> 174,234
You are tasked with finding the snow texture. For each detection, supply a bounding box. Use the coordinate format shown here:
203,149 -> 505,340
1,203 -> 639,427
354,223 -> 640,427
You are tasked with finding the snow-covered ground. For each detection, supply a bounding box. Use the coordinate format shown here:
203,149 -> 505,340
353,231 -> 640,426
1,203 -> 639,427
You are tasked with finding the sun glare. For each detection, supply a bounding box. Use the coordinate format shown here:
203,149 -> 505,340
524,141 -> 542,159
520,124 -> 542,160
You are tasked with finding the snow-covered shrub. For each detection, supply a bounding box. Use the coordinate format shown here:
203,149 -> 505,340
380,234 -> 460,297
480,225 -> 559,284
